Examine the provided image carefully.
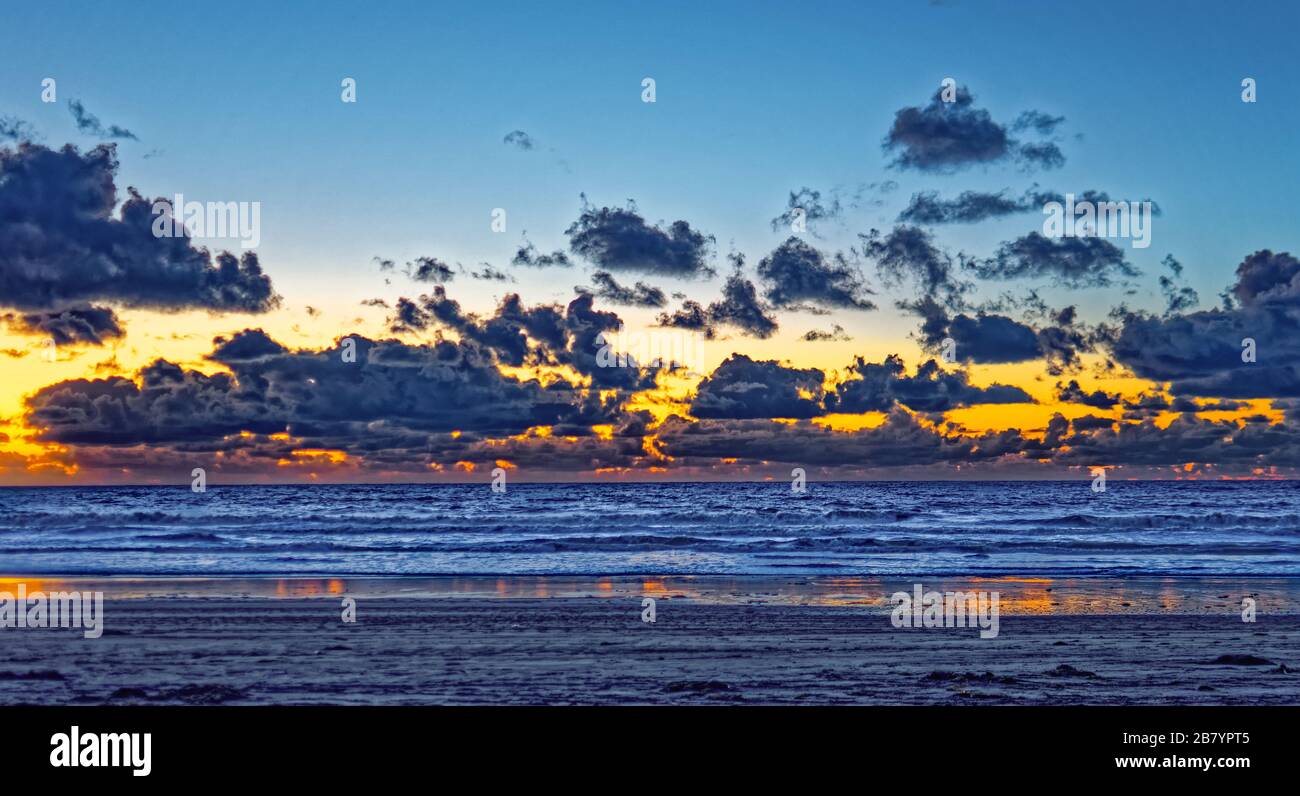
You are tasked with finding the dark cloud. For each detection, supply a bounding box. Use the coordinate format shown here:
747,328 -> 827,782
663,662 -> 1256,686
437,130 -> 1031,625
406,256 -> 456,283
209,328 -> 288,362
565,198 -> 715,278
1071,414 -> 1116,432
690,352 -> 1031,421
0,143 -> 278,320
1012,110 -> 1066,136
899,189 -> 1023,225
511,240 -> 573,268
470,264 -> 512,282
685,270 -> 779,339
0,115 -> 37,142
26,330 -> 632,456
756,237 -> 875,312
656,264 -> 779,340
1055,379 -> 1119,408
502,130 -> 535,150
911,298 -> 1053,367
891,282 -> 1099,376
67,100 -> 137,140
883,85 -> 1064,173
1159,254 -> 1199,314
656,410 -> 1008,470
802,324 -> 851,342
968,232 -> 1138,288
1110,250 -> 1300,398
1036,190 -> 1163,217
1015,141 -> 1065,170
375,255 -> 458,283
770,187 -> 842,233
830,355 -> 1033,413
388,297 -> 428,334
859,226 -> 969,308
689,355 -> 826,419
1231,249 -> 1300,306
385,287 -> 657,391
655,299 -> 715,339
577,271 -> 667,308
4,304 -> 124,346
900,187 -> 1160,227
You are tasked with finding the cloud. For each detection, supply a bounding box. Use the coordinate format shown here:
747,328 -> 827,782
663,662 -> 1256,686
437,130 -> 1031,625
1109,250 -> 1300,398
967,232 -> 1138,288
756,237 -> 875,312
689,354 -> 827,419
565,198 -> 715,278
385,287 -> 658,391
899,189 -> 1024,225
406,256 -> 457,283
1015,141 -> 1065,170
4,304 -> 125,346
67,100 -> 137,140
900,187 -> 1160,227
1012,110 -> 1066,136
1071,414 -> 1116,432
0,143 -> 278,325
689,352 -> 1031,421
909,297 -> 1093,375
511,239 -> 573,268
502,130 -> 536,150
25,330 -> 634,457
708,269 -> 780,338
577,271 -> 667,308
655,299 -> 715,339
209,328 -> 288,362
859,225 -> 969,307
883,85 -> 1064,173
0,115 -> 37,142
770,187 -> 842,233
656,410 -> 1007,470
470,264 -> 513,282
1159,254 -> 1199,314
658,268 -> 779,340
802,324 -> 851,342
1055,379 -> 1119,408
376,255 -> 459,283
830,355 -> 1033,413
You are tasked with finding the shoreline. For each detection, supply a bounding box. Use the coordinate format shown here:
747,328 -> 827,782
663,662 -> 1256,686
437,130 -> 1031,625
3,574 -> 1299,614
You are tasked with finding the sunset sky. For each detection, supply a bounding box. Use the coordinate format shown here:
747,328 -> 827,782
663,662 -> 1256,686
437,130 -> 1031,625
3,0 -> 1300,484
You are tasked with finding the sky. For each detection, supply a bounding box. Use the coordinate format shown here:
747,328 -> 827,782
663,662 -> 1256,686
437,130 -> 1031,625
2,0 -> 1300,484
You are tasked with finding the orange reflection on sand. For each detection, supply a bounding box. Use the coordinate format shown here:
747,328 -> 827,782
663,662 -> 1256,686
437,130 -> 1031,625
272,578 -> 348,597
969,576 -> 1056,614
0,577 -> 60,593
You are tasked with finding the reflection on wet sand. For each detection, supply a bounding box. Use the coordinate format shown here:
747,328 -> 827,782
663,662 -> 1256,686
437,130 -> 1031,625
0,574 -> 1293,615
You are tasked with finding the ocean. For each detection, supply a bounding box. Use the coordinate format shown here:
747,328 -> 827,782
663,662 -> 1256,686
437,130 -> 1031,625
1,480 -> 1297,577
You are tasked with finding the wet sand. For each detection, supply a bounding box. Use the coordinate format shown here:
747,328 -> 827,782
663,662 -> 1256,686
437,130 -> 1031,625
1,576 -> 1297,705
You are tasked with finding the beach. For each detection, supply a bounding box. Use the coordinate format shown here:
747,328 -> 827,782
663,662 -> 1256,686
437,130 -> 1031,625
2,577 -> 1296,706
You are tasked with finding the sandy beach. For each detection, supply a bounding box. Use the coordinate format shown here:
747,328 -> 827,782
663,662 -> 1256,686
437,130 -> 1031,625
2,577 -> 1296,705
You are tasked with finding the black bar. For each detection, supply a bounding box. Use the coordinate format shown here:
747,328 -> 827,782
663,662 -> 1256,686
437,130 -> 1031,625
3,706 -> 1288,783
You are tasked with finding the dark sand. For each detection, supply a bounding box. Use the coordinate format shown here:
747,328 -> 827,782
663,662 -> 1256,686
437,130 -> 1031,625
1,576 -> 1297,705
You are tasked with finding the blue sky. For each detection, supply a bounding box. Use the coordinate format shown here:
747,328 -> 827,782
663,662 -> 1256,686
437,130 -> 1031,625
4,0 -> 1297,322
